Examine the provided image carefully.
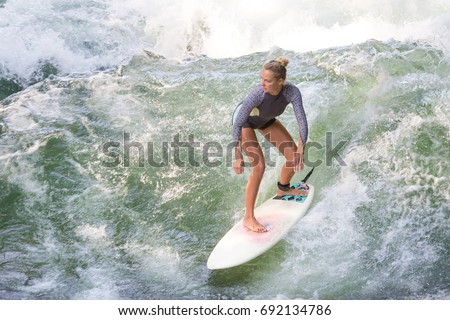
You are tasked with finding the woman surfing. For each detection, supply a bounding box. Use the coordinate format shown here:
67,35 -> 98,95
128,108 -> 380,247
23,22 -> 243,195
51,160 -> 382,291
232,57 -> 308,233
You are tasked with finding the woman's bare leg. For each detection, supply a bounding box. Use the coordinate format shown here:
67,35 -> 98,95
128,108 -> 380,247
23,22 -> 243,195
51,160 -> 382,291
259,120 -> 307,196
241,127 -> 267,232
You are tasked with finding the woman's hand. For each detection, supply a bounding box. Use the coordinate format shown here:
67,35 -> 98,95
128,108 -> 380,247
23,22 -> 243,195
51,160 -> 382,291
293,152 -> 304,172
294,140 -> 305,172
234,147 -> 244,174
234,158 -> 244,174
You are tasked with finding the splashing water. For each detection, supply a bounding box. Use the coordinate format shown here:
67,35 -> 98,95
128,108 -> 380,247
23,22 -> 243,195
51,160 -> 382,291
1,0 -> 449,299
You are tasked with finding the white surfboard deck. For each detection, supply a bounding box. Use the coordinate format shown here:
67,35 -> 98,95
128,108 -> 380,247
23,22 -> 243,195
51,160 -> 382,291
207,185 -> 315,270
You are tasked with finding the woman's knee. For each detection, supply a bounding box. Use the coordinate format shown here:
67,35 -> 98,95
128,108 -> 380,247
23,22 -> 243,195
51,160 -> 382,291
251,160 -> 266,177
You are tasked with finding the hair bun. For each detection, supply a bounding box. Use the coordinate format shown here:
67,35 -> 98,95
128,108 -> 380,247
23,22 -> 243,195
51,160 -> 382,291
263,57 -> 289,79
276,57 -> 289,68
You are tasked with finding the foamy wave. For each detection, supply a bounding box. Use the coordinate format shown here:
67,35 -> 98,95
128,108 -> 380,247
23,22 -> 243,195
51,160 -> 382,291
117,0 -> 450,58
0,0 -> 448,84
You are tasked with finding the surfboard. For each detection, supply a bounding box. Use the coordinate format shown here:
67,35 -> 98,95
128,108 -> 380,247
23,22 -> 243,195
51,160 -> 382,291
207,183 -> 315,270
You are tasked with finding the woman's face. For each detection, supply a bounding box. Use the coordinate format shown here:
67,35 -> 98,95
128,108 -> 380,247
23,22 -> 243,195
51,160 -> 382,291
261,68 -> 285,95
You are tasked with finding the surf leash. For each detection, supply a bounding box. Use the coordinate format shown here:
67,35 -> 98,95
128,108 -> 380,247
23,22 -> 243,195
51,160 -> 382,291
301,166 -> 315,183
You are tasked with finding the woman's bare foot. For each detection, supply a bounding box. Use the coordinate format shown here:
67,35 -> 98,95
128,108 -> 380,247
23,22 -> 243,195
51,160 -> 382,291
243,216 -> 267,233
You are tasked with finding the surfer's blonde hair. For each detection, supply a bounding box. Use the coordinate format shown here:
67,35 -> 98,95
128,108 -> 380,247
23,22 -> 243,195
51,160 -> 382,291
263,57 -> 289,80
